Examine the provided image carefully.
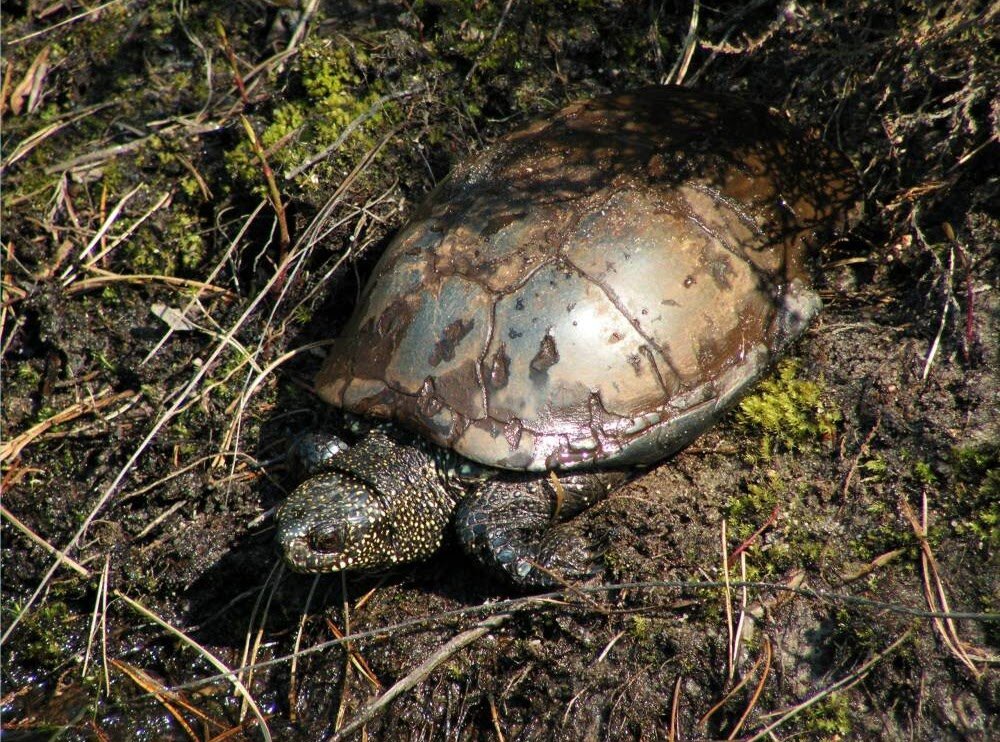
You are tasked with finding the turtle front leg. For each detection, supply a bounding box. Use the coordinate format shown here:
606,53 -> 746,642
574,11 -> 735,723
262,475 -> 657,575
288,432 -> 351,477
454,471 -> 626,588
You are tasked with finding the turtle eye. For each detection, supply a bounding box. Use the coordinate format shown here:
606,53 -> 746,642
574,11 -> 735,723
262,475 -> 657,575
309,524 -> 348,554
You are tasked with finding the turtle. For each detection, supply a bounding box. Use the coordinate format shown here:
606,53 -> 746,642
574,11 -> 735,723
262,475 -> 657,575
276,85 -> 858,588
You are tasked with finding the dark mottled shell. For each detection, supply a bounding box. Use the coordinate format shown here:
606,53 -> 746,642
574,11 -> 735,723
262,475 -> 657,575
317,86 -> 857,472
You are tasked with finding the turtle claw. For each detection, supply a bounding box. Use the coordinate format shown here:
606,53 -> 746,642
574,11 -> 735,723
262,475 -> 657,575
530,524 -> 607,586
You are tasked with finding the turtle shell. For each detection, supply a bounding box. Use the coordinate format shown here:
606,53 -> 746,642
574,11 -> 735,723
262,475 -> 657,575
316,86 -> 857,472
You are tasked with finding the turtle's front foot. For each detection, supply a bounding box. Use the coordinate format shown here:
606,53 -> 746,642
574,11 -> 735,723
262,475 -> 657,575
454,472 -> 623,589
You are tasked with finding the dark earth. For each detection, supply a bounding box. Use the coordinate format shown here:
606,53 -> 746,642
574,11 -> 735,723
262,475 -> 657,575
2,1 -> 997,740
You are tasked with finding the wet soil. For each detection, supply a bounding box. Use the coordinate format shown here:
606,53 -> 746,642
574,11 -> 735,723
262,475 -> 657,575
2,1 -> 997,740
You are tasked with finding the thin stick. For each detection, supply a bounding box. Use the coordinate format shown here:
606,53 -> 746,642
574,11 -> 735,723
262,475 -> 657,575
743,630 -> 914,742
329,613 -> 511,741
0,505 -> 90,577
727,637 -> 772,740
722,519 -> 735,683
0,388 -> 139,463
117,591 -> 272,741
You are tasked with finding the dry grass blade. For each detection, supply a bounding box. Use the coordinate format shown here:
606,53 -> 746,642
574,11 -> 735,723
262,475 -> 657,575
116,591 -> 272,741
58,184 -> 144,285
238,562 -> 282,724
721,519 -> 735,682
112,659 -> 203,742
900,495 -> 991,676
726,637 -> 772,740
238,115 -> 290,253
668,675 -> 683,742
699,637 -> 770,728
7,45 -> 50,116
3,223 -> 298,646
664,0 -> 699,85
744,629 -> 915,742
1,103 -> 110,171
287,571 -> 318,722
329,613 -> 512,741
10,0 -> 125,45
0,388 -> 139,464
325,618 -> 383,690
66,269 -> 235,297
0,504 -> 90,577
78,190 -> 174,272
82,556 -> 111,682
226,340 -> 327,415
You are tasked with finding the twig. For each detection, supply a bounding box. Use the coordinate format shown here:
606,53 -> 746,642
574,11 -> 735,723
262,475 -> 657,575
727,637 -> 771,740
10,0 -> 125,45
463,0 -> 517,86
239,115 -> 290,254
329,613 -> 511,741
743,629 -> 915,741
0,388 -> 139,464
116,591 -> 272,741
42,120 -> 222,175
285,85 -> 425,180
728,505 -> 780,563
900,495 -> 987,676
0,505 -> 90,577
165,580 -> 1000,695
664,0 -> 700,85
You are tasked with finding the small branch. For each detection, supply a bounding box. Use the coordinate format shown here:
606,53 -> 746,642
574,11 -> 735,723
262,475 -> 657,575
116,591 -> 273,741
0,388 -> 139,463
743,630 -> 915,742
329,613 -> 511,741
0,505 -> 90,577
239,115 -> 291,255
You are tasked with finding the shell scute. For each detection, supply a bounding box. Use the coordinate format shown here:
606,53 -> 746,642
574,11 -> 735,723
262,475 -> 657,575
315,86 -> 857,472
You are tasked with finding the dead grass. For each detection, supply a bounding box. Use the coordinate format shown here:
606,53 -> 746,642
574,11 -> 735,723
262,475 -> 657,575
1,0 -> 997,739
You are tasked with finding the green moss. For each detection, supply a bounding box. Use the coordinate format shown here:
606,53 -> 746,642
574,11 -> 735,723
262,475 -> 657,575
628,614 -> 649,640
798,692 -> 853,738
725,471 -> 783,538
912,460 -> 938,485
948,442 -> 1000,549
860,456 -> 888,480
226,40 -> 389,194
737,359 -> 841,459
6,599 -> 76,668
15,363 -> 42,386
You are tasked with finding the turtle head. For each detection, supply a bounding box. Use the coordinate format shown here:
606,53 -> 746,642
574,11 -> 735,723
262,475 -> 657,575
276,463 -> 451,573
